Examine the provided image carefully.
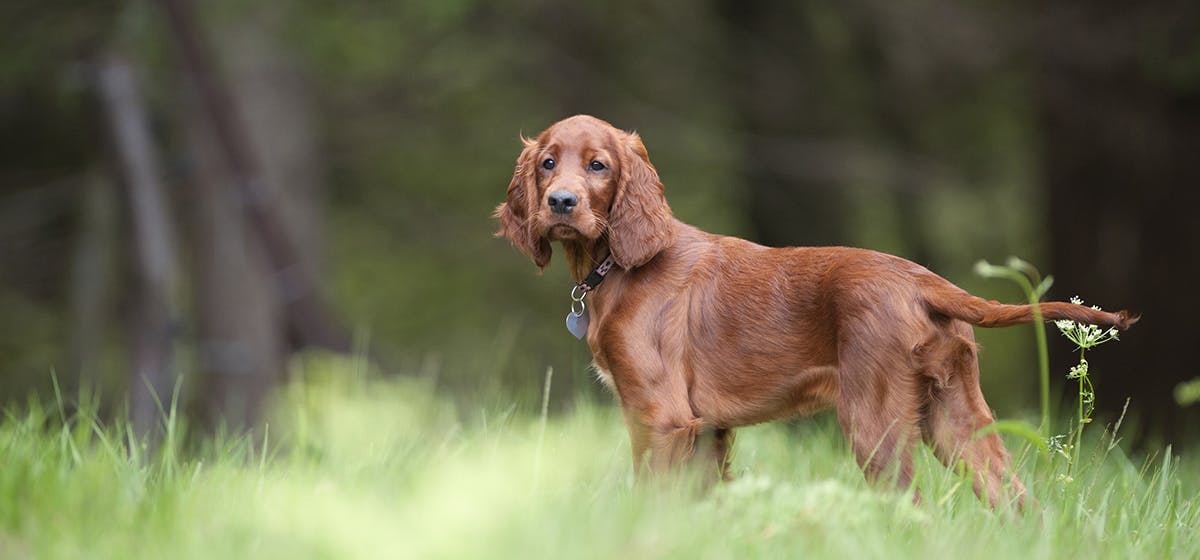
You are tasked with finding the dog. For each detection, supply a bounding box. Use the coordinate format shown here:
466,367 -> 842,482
494,115 -> 1137,506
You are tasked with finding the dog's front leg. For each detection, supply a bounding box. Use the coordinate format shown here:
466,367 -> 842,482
617,369 -> 703,477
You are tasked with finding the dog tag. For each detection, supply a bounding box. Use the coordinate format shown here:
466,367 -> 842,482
566,309 -> 589,339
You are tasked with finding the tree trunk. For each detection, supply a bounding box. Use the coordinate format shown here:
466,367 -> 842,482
160,0 -> 348,358
95,51 -> 180,437
181,81 -> 285,430
164,0 -> 338,429
215,19 -> 327,353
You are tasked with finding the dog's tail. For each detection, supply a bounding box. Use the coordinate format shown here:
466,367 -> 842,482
921,278 -> 1139,330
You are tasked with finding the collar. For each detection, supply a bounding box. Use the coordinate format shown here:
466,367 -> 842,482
576,253 -> 616,293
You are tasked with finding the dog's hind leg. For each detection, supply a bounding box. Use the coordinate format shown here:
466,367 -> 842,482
919,322 -> 1027,509
835,334 -> 925,497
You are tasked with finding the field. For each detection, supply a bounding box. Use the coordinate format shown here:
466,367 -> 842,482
2,360 -> 1197,559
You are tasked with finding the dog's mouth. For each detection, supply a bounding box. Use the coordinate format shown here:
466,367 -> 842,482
546,223 -> 583,241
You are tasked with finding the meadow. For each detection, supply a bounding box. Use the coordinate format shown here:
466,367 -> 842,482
1,355 -> 1196,560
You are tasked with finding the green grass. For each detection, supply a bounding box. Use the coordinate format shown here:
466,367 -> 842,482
1,360 -> 1197,559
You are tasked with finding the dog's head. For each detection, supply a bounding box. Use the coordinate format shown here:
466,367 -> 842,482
494,115 -> 675,270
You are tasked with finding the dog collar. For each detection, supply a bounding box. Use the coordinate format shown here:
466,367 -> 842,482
565,253 -> 615,339
577,253 -> 616,293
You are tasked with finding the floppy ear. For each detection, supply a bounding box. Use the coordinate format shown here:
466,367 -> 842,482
609,132 -> 675,269
494,136 -> 552,269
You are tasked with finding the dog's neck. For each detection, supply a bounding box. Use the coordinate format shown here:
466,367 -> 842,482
560,238 -> 610,284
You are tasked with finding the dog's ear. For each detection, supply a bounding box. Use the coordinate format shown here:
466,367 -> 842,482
609,131 -> 675,269
494,136 -> 551,269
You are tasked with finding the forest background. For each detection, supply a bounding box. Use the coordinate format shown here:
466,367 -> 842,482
1,0 -> 1197,444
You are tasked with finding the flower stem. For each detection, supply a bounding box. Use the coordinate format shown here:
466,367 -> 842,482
1070,347 -> 1088,476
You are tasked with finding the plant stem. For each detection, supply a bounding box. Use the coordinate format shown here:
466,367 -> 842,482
1029,294 -> 1050,436
1071,347 -> 1086,475
974,260 -> 1053,437
1005,258 -> 1052,436
1010,271 -> 1051,435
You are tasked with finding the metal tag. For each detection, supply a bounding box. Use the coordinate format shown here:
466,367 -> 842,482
566,308 -> 589,339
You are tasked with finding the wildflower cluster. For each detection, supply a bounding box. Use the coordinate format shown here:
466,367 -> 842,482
1053,296 -> 1121,475
1055,297 -> 1120,350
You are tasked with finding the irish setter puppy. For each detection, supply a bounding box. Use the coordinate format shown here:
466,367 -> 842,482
494,115 -> 1137,507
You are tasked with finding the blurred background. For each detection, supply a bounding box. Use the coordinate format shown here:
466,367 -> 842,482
1,0 -> 1197,443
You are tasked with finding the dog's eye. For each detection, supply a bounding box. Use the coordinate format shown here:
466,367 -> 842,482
542,158 -> 556,170
589,160 -> 606,172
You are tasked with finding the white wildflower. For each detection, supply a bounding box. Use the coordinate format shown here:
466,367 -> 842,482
1067,359 -> 1089,379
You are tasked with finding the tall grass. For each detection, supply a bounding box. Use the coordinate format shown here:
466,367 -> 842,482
1,358 -> 1197,559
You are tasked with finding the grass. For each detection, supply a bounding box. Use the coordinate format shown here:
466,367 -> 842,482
1,358 -> 1198,559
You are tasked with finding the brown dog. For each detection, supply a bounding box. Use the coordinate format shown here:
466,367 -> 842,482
494,115 -> 1136,506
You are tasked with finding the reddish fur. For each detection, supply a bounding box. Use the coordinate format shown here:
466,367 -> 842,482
495,115 -> 1138,508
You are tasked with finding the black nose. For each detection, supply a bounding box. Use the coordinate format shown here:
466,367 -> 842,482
547,191 -> 578,214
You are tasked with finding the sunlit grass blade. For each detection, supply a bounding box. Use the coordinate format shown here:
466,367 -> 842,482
974,420 -> 1049,454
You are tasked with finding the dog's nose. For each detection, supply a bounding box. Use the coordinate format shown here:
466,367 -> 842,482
547,191 -> 578,214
